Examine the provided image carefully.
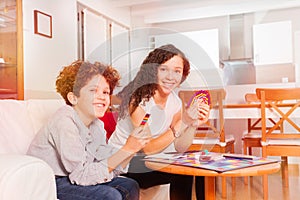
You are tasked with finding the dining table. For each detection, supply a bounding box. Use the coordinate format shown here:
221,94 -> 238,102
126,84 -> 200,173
209,102 -> 300,120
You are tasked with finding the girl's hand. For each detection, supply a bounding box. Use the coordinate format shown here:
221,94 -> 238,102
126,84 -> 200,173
183,99 -> 210,126
195,101 -> 210,126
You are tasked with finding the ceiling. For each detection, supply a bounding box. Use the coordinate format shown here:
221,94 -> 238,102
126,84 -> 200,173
110,0 -> 300,23
2,0 -> 300,29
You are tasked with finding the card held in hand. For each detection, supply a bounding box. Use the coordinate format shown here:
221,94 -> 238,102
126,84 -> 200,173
187,90 -> 211,108
140,113 -> 150,126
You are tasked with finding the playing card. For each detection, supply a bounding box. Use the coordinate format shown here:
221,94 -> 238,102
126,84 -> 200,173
186,90 -> 211,108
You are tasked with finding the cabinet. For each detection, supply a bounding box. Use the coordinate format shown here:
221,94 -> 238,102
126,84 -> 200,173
0,0 -> 23,99
253,21 -> 292,66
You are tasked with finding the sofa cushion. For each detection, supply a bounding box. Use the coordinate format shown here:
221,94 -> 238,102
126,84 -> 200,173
26,99 -> 64,134
0,99 -> 65,155
0,100 -> 34,154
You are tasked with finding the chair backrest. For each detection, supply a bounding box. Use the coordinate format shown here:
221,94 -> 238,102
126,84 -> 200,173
256,88 -> 300,142
244,93 -> 282,133
178,89 -> 226,142
245,93 -> 259,103
245,93 -> 261,133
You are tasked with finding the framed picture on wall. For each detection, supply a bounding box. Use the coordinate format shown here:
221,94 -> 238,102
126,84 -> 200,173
34,10 -> 52,38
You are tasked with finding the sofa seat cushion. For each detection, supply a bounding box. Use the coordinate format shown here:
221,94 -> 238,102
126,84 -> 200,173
243,131 -> 262,138
0,154 -> 57,200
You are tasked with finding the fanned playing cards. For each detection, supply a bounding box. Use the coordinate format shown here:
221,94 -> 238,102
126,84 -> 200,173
187,90 -> 211,107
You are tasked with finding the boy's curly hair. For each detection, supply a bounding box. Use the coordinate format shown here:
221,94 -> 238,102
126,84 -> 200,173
56,60 -> 120,106
117,44 -> 190,119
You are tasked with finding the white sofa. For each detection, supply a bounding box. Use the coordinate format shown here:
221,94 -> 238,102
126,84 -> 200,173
0,99 -> 169,200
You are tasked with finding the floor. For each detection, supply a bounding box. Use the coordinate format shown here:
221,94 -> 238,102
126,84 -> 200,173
192,164 -> 300,200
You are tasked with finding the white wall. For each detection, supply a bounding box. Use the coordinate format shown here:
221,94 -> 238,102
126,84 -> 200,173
22,3 -> 300,98
148,16 -> 230,61
22,0 -> 131,99
78,0 -> 131,27
23,0 -> 77,99
143,7 -> 300,73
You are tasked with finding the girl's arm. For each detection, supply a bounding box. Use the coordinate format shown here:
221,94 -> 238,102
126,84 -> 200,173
131,106 -> 176,155
172,101 -> 210,152
171,111 -> 196,153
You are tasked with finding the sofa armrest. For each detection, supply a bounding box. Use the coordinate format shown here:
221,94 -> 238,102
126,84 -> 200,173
0,155 -> 57,200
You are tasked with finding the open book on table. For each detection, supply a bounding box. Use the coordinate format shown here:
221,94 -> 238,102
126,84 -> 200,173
143,151 -> 279,173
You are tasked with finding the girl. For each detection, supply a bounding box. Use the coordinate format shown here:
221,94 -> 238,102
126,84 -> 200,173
109,44 -> 210,200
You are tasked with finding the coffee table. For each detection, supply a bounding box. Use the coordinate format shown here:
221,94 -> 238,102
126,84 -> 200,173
145,161 -> 280,200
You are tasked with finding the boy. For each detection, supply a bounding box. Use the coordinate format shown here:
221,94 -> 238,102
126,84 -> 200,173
27,60 -> 149,200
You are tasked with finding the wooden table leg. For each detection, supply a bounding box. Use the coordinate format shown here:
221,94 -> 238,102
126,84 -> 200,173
221,177 -> 227,198
205,176 -> 215,200
263,174 -> 268,200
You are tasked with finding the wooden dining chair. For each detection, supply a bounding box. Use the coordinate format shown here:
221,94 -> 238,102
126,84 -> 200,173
178,88 -> 235,199
256,87 -> 300,199
241,93 -> 263,185
242,93 -> 283,157
242,93 -> 262,156
242,93 -> 283,185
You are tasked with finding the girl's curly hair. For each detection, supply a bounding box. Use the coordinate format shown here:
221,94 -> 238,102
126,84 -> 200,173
117,44 -> 190,119
56,60 -> 120,106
